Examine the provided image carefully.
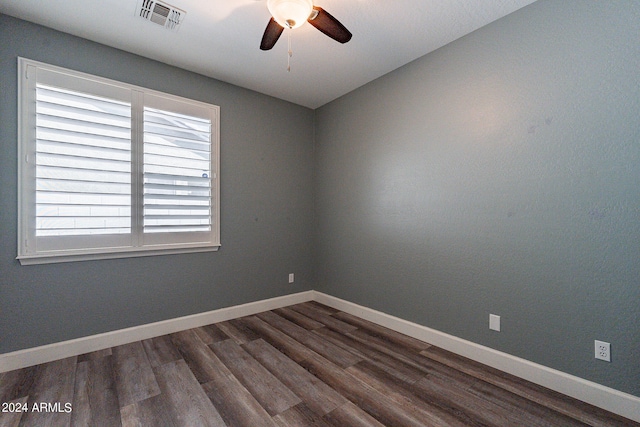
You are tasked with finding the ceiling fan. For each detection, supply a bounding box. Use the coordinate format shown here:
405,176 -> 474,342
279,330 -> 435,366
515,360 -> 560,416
260,0 -> 352,50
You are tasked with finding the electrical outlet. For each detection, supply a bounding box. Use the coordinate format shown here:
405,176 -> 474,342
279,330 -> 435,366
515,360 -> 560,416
288,273 -> 294,283
595,340 -> 610,362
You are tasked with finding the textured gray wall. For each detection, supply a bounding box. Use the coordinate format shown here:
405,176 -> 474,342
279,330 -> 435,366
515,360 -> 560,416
314,1 -> 640,396
0,15 -> 316,353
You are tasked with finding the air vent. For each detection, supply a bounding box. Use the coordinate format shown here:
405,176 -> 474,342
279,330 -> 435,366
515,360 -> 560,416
137,0 -> 185,31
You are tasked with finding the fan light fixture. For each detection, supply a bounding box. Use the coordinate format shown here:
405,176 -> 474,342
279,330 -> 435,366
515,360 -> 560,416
267,0 -> 313,29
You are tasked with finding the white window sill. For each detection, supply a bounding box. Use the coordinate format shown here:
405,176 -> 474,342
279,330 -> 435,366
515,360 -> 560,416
17,244 -> 220,265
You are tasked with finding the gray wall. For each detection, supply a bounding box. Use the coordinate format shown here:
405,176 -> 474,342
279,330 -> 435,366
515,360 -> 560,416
0,15 -> 316,354
314,0 -> 640,396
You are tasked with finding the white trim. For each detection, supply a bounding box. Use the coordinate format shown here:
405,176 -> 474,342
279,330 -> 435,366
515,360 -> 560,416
311,291 -> 640,423
0,291 -> 313,373
17,244 -> 220,265
1,289 -> 638,422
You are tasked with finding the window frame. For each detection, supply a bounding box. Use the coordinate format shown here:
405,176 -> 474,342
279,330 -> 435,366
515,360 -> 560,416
17,58 -> 220,265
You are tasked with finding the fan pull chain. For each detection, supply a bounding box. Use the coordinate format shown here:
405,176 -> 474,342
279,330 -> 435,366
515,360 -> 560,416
287,29 -> 292,72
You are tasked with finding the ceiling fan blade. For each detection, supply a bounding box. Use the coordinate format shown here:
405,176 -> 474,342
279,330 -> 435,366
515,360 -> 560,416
260,18 -> 284,50
308,7 -> 352,44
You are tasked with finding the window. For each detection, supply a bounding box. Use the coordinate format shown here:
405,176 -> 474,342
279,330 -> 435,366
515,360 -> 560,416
18,58 -> 220,264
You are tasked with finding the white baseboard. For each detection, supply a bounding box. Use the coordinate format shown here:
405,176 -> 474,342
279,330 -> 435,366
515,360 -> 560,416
0,291 -> 314,374
312,291 -> 640,423
2,289 -> 638,423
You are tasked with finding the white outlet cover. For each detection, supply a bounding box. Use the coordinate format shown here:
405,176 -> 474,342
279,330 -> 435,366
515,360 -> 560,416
489,314 -> 501,332
288,273 -> 294,283
595,340 -> 611,362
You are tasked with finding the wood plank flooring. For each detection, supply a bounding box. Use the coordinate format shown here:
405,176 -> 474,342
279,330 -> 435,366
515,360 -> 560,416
1,301 -> 638,426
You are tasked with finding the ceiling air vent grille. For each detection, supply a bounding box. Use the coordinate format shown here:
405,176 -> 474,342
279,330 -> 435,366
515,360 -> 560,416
138,0 -> 185,31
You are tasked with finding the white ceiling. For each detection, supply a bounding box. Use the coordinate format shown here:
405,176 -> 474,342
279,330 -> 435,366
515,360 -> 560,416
0,0 -> 537,109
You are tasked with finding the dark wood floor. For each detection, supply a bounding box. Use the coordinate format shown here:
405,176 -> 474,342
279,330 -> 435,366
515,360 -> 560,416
1,301 -> 637,427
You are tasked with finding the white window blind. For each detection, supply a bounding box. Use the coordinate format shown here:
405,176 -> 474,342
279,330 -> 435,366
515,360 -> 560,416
143,106 -> 212,234
18,58 -> 220,264
35,84 -> 133,237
